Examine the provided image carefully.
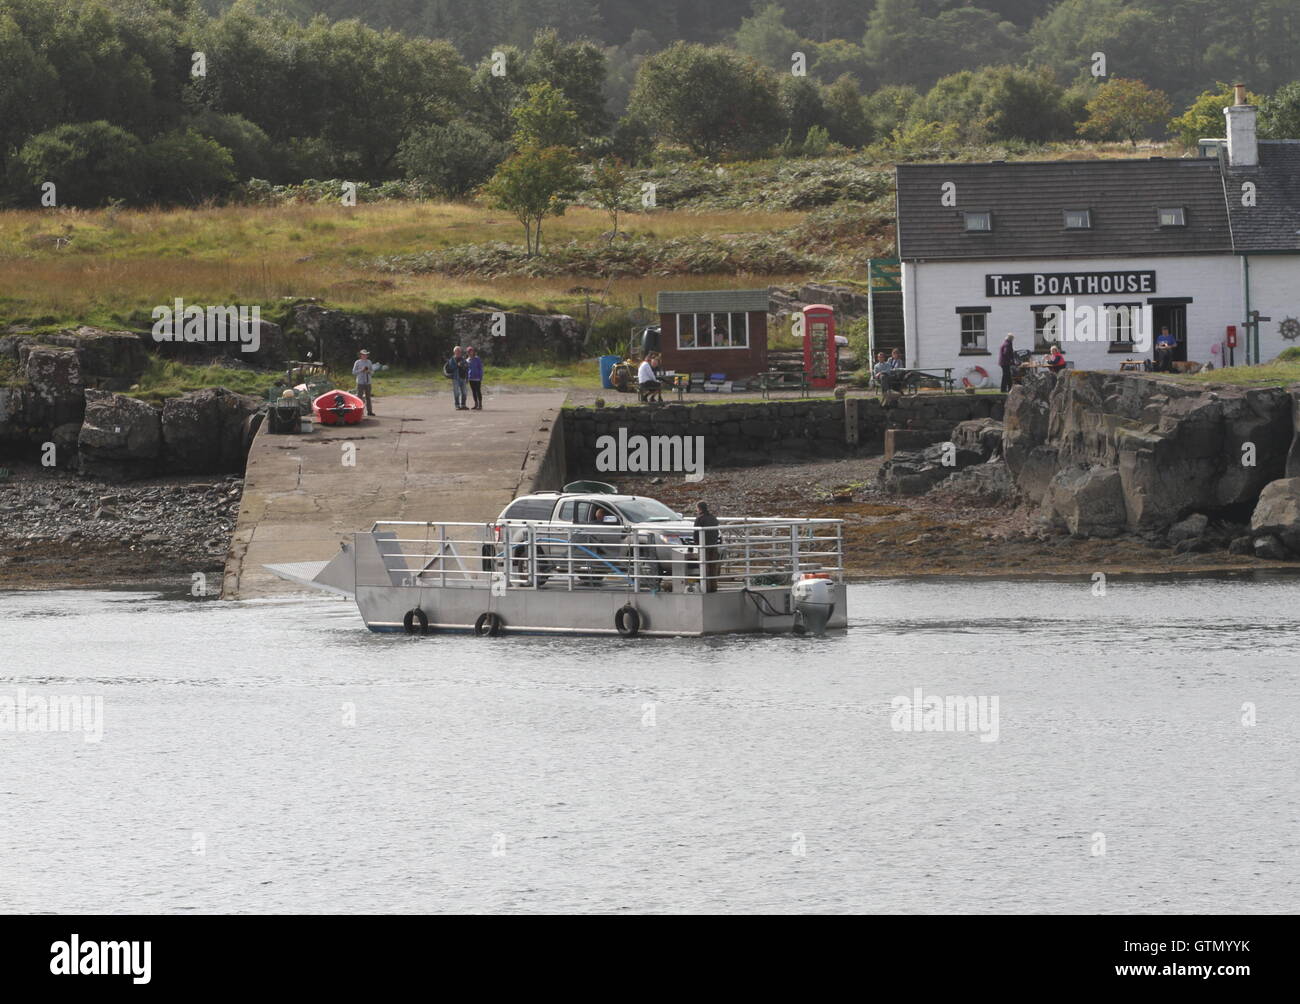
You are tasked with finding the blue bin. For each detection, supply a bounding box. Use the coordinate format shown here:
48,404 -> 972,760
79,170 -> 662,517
599,355 -> 622,390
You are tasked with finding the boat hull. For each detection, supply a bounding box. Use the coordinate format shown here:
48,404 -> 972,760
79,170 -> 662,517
354,580 -> 847,637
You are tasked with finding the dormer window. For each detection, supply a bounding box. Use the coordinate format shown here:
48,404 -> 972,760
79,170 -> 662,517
1158,207 -> 1186,227
1064,209 -> 1091,229
963,211 -> 992,232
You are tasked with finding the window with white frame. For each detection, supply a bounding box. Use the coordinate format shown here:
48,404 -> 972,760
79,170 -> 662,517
1157,207 -> 1186,227
1063,209 -> 1091,229
958,309 -> 988,352
963,211 -> 992,232
1105,303 -> 1142,346
675,312 -> 749,349
1032,304 -> 1066,351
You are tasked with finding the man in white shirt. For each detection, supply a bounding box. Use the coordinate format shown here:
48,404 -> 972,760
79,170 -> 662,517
637,353 -> 662,402
352,348 -> 375,416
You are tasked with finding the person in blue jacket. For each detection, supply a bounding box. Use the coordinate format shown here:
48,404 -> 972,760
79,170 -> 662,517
466,346 -> 484,410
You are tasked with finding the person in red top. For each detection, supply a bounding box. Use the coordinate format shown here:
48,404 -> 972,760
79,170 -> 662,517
1045,344 -> 1067,372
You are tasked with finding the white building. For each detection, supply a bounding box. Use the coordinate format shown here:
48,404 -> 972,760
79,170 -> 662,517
895,87 -> 1300,378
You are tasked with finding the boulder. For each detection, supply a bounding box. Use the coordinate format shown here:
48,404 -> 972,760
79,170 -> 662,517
878,443 -> 981,495
1253,534 -> 1288,560
20,344 -> 86,428
1039,465 -> 1127,537
951,417 -> 1003,460
1228,535 -> 1253,555
78,389 -> 161,480
161,387 -> 262,472
1168,512 -> 1209,545
46,327 -> 149,390
454,310 -> 585,361
1249,477 -> 1300,553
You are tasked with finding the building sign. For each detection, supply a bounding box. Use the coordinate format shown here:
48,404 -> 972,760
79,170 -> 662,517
985,271 -> 1156,297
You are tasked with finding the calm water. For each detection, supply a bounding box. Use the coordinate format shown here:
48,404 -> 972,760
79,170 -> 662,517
2,578 -> 1297,914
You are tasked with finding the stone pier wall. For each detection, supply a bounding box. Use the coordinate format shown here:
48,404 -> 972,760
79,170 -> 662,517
563,394 -> 1005,473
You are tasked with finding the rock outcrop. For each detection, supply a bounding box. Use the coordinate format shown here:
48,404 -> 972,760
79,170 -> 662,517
161,387 -> 262,472
1250,477 -> 1300,554
879,442 -> 984,495
293,302 -> 409,367
0,327 -> 152,455
78,390 -> 162,480
951,417 -> 1003,461
1006,370 -> 1294,532
454,310 -> 585,361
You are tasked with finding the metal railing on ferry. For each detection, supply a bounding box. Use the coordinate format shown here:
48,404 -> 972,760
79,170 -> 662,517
363,518 -> 843,592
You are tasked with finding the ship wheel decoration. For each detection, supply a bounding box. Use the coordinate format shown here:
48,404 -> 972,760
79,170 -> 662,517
1279,317 -> 1300,341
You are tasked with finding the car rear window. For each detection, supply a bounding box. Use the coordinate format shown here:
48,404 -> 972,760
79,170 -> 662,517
503,498 -> 556,521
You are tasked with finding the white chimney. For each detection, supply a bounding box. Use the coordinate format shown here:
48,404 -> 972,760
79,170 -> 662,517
1224,82 -> 1258,168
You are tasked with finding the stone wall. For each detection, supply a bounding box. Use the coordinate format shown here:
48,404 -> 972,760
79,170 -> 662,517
563,394 -> 1005,473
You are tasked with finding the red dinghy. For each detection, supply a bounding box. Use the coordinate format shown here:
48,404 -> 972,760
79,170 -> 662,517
312,390 -> 366,425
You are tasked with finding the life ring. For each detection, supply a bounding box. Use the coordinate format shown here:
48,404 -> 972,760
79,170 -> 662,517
615,604 -> 641,637
962,365 -> 990,389
474,612 -> 504,636
403,608 -> 429,635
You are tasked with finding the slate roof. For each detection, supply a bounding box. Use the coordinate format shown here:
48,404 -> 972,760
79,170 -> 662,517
1223,141 -> 1300,253
895,159 -> 1234,261
657,290 -> 770,313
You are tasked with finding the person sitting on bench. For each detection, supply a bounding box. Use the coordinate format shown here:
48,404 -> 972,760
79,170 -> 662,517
1045,344 -> 1067,372
637,353 -> 663,401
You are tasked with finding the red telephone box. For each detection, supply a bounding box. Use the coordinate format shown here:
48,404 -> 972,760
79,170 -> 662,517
802,304 -> 837,389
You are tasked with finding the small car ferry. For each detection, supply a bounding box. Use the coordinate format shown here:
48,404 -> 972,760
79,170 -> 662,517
266,486 -> 846,637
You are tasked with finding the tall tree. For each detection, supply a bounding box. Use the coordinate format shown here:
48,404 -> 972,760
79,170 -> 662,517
629,42 -> 784,158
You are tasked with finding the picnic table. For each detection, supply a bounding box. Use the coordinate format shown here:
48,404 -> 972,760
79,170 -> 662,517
759,370 -> 810,399
878,367 -> 955,395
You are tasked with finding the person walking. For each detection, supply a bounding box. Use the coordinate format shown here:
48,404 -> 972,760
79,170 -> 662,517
465,346 -> 484,410
352,348 -> 375,416
998,333 -> 1016,392
693,501 -> 721,593
444,346 -> 468,410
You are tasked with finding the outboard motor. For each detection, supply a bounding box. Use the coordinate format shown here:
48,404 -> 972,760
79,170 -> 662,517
790,573 -> 835,636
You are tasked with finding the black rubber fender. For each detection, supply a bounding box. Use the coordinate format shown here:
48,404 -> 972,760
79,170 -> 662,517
403,608 -> 429,635
474,612 -> 504,637
615,604 -> 641,637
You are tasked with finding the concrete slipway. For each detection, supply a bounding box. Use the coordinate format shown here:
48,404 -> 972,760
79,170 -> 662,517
222,391 -> 567,599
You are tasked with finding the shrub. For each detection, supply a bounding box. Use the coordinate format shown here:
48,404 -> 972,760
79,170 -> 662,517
144,129 -> 236,204
397,121 -> 507,198
15,121 -> 145,206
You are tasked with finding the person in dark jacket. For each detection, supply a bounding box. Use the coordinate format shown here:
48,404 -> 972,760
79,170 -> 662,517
693,501 -> 721,593
998,333 -> 1016,392
1045,344 -> 1067,372
444,346 -> 468,409
465,346 -> 484,409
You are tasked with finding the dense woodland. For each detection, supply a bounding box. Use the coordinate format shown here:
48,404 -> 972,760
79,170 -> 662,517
3,0 -> 1300,208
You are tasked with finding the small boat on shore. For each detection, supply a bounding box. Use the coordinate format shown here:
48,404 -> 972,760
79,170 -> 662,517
265,489 -> 846,637
312,390 -> 365,425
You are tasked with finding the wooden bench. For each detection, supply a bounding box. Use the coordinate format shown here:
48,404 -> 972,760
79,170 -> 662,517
759,370 -> 810,399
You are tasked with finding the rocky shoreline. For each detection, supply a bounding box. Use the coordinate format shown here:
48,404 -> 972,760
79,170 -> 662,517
0,465 -> 242,590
